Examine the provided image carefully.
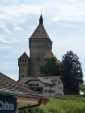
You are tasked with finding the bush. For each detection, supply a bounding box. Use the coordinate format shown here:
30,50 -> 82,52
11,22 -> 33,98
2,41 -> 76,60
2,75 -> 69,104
18,107 -> 45,113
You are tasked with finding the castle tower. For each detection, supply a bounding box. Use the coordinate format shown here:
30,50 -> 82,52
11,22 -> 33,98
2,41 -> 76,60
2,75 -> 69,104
18,52 -> 29,80
29,15 -> 52,76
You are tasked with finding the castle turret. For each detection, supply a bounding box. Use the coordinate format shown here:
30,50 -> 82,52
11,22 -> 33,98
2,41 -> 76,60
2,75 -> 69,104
29,15 -> 52,76
18,52 -> 29,80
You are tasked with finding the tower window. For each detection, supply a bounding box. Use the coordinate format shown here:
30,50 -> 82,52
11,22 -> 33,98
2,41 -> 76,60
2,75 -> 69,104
22,59 -> 27,63
25,59 -> 26,63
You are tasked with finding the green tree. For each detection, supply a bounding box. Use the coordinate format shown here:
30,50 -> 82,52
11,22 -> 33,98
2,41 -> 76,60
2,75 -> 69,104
62,51 -> 83,95
40,57 -> 63,76
80,83 -> 85,95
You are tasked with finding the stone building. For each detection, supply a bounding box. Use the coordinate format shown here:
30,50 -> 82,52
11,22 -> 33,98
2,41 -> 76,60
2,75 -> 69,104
18,15 -> 64,96
18,15 -> 53,79
18,52 -> 30,79
18,76 -> 63,97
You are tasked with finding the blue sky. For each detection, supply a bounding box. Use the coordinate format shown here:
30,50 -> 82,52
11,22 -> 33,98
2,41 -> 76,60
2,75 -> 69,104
0,0 -> 85,80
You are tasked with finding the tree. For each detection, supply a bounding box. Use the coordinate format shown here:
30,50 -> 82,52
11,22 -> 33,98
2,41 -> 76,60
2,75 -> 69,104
80,83 -> 85,95
62,51 -> 83,95
40,57 -> 63,76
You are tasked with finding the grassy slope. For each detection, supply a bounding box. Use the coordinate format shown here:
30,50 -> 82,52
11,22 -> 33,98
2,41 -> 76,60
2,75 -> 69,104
40,96 -> 85,113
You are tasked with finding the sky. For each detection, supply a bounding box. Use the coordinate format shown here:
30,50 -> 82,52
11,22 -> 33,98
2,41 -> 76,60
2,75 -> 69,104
0,0 -> 85,80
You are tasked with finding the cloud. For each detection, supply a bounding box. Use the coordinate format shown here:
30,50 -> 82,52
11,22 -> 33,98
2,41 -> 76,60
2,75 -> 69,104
0,0 -> 85,80
0,0 -> 84,22
0,4 -> 42,20
0,0 -> 23,5
45,0 -> 85,23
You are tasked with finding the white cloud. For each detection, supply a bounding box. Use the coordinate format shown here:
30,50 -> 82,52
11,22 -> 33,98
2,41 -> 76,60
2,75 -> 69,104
0,4 -> 42,19
15,26 -> 23,31
45,0 -> 85,22
0,0 -> 85,80
0,0 -> 85,26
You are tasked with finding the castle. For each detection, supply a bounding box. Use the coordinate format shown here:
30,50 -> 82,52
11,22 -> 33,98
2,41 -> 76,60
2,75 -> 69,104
18,15 -> 63,97
18,15 -> 52,78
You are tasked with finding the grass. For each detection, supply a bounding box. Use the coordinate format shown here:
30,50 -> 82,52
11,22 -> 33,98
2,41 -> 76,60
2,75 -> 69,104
40,96 -> 85,113
18,96 -> 85,113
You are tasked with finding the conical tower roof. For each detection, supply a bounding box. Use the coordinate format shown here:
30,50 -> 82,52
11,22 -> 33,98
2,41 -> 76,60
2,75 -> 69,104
30,15 -> 51,40
18,52 -> 29,60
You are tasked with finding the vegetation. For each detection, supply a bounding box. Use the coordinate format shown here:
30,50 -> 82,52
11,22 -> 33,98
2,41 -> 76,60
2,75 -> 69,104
62,51 -> 83,95
40,57 -> 63,76
42,96 -> 85,113
18,107 -> 44,113
80,83 -> 85,95
18,96 -> 85,113
40,51 -> 83,95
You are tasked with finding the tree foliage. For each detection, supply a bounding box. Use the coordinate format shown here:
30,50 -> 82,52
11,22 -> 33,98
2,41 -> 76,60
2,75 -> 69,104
40,57 -> 63,76
62,51 -> 83,95
80,83 -> 85,95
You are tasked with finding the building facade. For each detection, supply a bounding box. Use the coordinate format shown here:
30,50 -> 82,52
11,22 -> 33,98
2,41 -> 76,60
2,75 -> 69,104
18,15 -> 64,96
18,76 -> 63,97
18,15 -> 53,78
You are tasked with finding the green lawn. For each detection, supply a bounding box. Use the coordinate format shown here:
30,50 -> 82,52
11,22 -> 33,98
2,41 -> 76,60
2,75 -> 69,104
18,96 -> 85,113
40,96 -> 85,113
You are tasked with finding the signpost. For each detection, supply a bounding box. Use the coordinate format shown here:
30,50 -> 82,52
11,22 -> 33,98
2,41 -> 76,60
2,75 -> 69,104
0,94 -> 16,113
